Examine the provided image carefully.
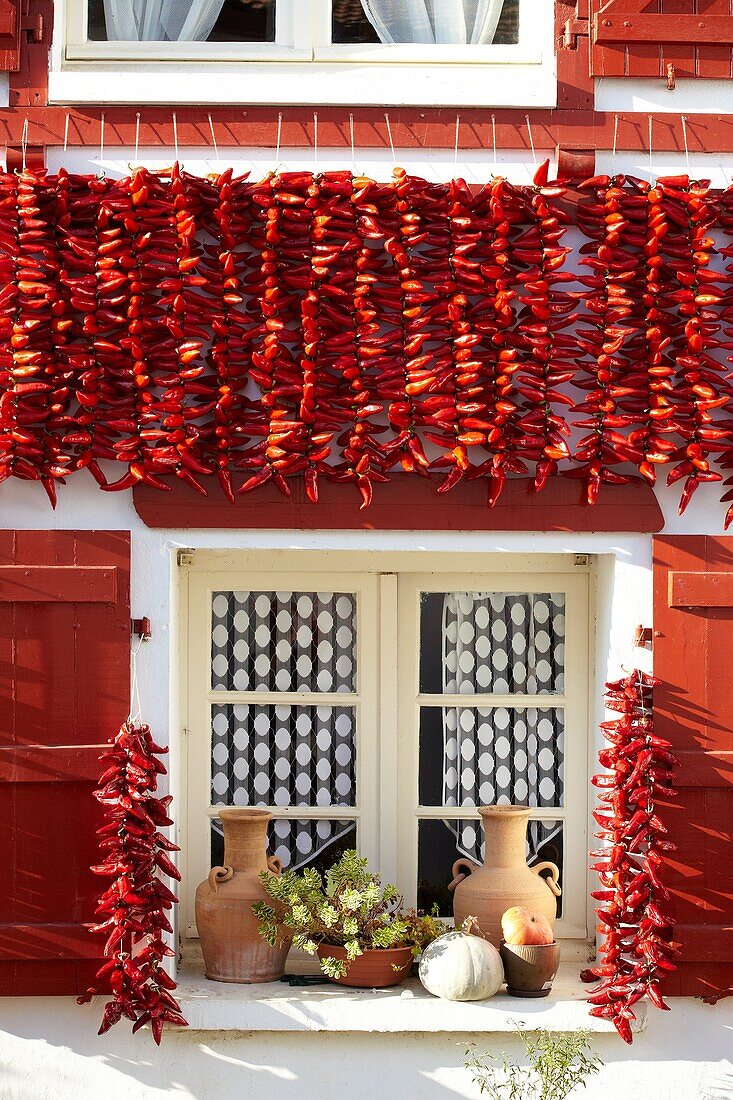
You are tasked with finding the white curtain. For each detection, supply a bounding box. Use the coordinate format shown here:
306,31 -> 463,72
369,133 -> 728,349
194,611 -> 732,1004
360,0 -> 506,44
102,0 -> 226,40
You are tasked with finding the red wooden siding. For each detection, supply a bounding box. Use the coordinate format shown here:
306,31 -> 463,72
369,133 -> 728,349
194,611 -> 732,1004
653,536 -> 733,998
0,531 -> 130,996
133,474 -> 664,532
591,0 -> 733,79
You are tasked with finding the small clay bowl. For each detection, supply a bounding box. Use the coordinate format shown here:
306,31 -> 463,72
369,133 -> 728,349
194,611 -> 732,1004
500,940 -> 561,998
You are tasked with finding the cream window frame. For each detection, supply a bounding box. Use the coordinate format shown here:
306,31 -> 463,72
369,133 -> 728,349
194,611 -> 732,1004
397,571 -> 590,940
180,550 -> 590,939
184,568 -> 380,937
52,0 -> 556,108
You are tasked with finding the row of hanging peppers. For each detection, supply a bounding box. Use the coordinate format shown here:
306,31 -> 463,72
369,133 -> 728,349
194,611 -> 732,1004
582,672 -> 678,1044
4,161 -> 733,519
77,720 -> 187,1043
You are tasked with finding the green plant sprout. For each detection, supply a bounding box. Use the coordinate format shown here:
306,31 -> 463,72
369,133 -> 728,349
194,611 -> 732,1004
465,1026 -> 603,1100
253,849 -> 443,979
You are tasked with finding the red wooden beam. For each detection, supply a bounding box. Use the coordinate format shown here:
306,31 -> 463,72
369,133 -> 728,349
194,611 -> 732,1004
132,474 -> 664,532
0,565 -> 118,602
669,571 -> 733,608
595,13 -> 733,44
0,106 -> 731,156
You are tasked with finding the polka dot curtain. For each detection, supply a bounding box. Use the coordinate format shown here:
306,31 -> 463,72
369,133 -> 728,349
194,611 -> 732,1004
441,592 -> 565,861
210,590 -> 358,869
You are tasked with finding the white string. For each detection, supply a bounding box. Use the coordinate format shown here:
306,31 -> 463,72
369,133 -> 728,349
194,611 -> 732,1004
134,112 -> 140,164
208,112 -> 219,161
612,114 -> 619,165
384,112 -> 396,166
454,114 -> 460,166
130,635 -> 145,723
313,112 -> 318,171
648,115 -> 653,180
491,114 -> 497,172
63,113 -> 69,153
172,111 -> 179,164
21,117 -> 28,172
99,112 -> 105,167
349,113 -> 356,174
525,113 -> 537,167
275,111 -> 282,169
681,114 -> 690,174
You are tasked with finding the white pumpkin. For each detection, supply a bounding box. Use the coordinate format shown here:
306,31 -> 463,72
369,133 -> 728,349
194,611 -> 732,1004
419,924 -> 504,1002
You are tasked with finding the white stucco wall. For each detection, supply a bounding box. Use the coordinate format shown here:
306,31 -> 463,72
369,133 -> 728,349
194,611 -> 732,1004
1,144 -> 733,1100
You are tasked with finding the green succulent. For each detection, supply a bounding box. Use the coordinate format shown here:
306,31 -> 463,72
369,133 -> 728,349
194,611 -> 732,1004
253,849 -> 443,979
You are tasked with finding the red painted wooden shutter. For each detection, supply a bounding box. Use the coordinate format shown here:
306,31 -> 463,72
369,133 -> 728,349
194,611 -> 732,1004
0,0 -> 21,72
653,536 -> 733,998
0,531 -> 130,995
591,0 -> 733,79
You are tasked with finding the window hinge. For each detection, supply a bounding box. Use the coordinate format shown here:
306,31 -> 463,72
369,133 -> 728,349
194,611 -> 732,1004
562,16 -> 589,49
177,548 -> 195,567
574,554 -> 589,567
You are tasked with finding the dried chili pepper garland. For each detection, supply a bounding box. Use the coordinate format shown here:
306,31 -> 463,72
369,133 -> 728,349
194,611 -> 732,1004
77,719 -> 187,1044
583,671 -> 679,1044
0,165 -> 733,519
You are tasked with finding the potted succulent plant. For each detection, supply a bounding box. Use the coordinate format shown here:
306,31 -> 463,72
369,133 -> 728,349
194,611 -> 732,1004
253,849 -> 443,987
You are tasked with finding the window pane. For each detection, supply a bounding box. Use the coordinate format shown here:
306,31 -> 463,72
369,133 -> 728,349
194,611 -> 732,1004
419,591 -> 565,695
419,706 -> 564,808
211,703 -> 356,807
332,0 -> 380,43
211,590 -> 356,693
344,0 -> 519,45
211,817 -> 357,872
417,817 -> 563,917
87,0 -> 276,42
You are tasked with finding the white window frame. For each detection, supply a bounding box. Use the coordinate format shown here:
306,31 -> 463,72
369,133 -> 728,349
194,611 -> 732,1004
51,0 -> 556,107
180,549 -> 589,940
397,571 -> 590,941
185,568 -> 380,937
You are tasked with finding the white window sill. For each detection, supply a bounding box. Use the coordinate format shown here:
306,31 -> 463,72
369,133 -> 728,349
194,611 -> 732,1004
175,947 -> 647,1035
48,63 -> 556,107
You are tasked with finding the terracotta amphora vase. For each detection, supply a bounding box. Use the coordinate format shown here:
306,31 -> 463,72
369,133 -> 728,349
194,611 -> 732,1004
195,807 -> 291,983
448,805 -> 561,948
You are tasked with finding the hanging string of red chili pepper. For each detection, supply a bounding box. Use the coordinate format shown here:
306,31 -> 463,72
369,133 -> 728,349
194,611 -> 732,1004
77,719 -> 186,1045
582,671 -> 679,1044
573,174 -> 644,502
3,165 -> 733,521
660,176 -> 727,513
514,160 -> 574,492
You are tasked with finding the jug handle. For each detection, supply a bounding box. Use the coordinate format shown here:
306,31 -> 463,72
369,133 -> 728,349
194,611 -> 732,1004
532,860 -> 562,897
208,865 -> 234,892
448,857 -> 480,892
267,855 -> 284,875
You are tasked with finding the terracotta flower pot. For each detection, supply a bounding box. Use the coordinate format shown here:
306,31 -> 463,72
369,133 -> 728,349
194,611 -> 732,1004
316,944 -> 414,988
500,940 -> 561,998
448,806 -> 562,947
195,807 -> 291,983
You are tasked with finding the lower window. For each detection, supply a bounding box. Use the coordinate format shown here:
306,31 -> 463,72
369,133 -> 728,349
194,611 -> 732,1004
183,553 -> 589,938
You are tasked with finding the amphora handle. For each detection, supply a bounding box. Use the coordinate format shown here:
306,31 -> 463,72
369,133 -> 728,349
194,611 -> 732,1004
532,860 -> 562,897
267,855 -> 284,875
208,866 -> 234,892
448,857 -> 480,892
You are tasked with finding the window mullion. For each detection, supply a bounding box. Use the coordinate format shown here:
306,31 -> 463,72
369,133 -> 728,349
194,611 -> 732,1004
377,573 -> 399,884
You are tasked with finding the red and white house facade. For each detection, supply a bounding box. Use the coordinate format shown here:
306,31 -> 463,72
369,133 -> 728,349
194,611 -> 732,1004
0,3 -> 732,1098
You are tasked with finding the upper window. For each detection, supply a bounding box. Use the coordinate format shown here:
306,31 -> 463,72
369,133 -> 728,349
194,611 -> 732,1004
56,0 -> 553,108
81,0 -> 520,51
182,553 -> 589,941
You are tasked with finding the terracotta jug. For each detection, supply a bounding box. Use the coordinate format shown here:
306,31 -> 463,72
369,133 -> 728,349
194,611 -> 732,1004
448,806 -> 561,947
195,807 -> 291,983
